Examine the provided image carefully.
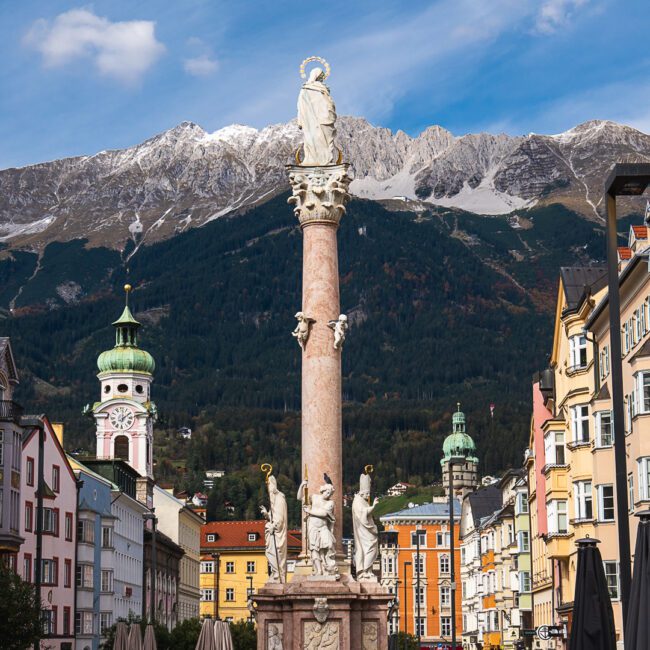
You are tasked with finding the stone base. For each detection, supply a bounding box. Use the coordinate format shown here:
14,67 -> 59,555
254,574 -> 391,650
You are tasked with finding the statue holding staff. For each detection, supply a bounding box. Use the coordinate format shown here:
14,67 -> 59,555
352,465 -> 379,581
260,464 -> 288,583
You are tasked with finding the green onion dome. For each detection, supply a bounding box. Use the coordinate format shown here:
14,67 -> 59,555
441,403 -> 478,465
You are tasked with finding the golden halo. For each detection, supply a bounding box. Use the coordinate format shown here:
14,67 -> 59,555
300,56 -> 330,80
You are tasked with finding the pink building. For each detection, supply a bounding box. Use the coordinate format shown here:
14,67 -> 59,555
18,416 -> 76,649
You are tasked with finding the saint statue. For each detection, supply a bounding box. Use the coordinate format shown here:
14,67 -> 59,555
260,473 -> 288,583
352,470 -> 379,580
297,66 -> 338,166
297,476 -> 338,575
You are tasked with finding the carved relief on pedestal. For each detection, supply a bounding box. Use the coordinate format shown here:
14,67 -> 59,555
266,622 -> 284,650
287,165 -> 351,228
303,621 -> 339,650
362,622 -> 378,650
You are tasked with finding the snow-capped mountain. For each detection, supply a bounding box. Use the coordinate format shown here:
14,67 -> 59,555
1,117 -> 649,251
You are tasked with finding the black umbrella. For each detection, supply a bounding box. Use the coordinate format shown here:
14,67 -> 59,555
569,537 -> 616,650
625,510 -> 650,648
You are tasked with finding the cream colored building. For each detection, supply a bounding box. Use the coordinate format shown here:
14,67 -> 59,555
153,485 -> 203,622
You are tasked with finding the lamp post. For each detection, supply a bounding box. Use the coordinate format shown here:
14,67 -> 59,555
448,455 -> 465,650
404,560 -> 412,645
247,575 -> 254,623
415,527 -> 422,647
211,553 -> 221,620
143,510 -> 158,624
603,162 -> 650,626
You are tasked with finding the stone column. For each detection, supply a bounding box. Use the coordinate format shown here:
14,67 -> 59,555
288,164 -> 351,555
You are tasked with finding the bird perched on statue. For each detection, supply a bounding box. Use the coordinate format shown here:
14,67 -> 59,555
324,473 -> 333,485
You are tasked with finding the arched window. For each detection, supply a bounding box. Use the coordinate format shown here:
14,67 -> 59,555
114,435 -> 129,461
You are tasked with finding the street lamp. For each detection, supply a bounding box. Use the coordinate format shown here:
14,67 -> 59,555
403,560 -> 412,643
143,510 -> 158,624
247,575 -> 254,623
211,553 -> 221,620
415,526 -> 422,648
604,162 -> 650,627
448,455 -> 465,650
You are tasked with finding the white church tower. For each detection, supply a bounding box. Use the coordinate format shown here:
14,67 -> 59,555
93,284 -> 157,479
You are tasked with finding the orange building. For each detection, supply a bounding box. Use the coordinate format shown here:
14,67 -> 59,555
380,501 -> 462,648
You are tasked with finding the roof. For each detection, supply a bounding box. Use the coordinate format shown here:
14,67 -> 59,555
201,520 -> 301,551
559,266 -> 607,312
631,338 -> 650,362
618,247 -> 632,260
467,485 -> 502,526
594,382 -> 610,401
0,337 -> 19,383
380,501 -> 461,523
632,225 -> 648,239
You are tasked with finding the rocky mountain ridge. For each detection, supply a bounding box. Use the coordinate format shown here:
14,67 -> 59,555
1,117 -> 649,251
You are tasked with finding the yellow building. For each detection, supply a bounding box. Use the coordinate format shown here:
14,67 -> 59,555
199,520 -> 301,622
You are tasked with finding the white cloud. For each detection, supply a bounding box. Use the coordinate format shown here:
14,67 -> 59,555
536,0 -> 589,34
184,54 -> 219,77
24,8 -> 165,84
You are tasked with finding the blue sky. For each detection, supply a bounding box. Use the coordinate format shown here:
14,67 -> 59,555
1,0 -> 649,169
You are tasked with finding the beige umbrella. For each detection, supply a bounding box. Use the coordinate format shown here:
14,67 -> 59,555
143,623 -> 157,650
196,618 -> 217,650
214,620 -> 233,650
114,622 -> 130,650
128,623 -> 143,650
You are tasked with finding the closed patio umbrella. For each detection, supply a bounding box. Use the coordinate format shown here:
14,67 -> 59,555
216,620 -> 233,650
569,537 -> 616,650
143,623 -> 157,650
196,618 -> 217,650
115,621 -> 130,650
625,510 -> 650,648
128,623 -> 143,650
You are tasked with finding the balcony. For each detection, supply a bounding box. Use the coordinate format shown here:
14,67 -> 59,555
0,400 -> 23,423
545,532 -> 573,559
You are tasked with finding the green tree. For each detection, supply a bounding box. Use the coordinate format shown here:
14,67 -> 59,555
389,631 -> 419,650
230,620 -> 256,650
0,564 -> 42,650
169,618 -> 202,650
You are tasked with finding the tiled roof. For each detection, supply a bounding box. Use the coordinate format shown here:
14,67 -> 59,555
467,485 -> 502,526
632,225 -> 648,239
559,266 -> 608,311
618,247 -> 632,260
380,501 -> 460,522
201,520 -> 301,550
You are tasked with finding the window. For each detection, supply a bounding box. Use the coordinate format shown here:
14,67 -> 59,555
436,531 -> 450,547
574,481 -> 593,520
200,561 -> 214,574
64,559 -> 71,588
382,555 -> 396,575
597,485 -> 615,521
247,533 -> 257,542
629,474 -> 635,512
639,458 -> 650,500
414,554 -> 425,576
246,561 -> 256,573
441,616 -> 452,637
101,570 -> 113,592
99,613 -> 112,635
518,531 -> 530,553
439,554 -> 450,574
43,508 -> 59,535
414,585 -> 426,606
207,534 -> 215,542
26,458 -> 34,486
570,405 -> 590,443
515,492 -> 529,515
42,558 -> 58,585
415,616 -> 426,637
117,384 -> 128,393
75,611 -> 93,636
635,372 -> 650,414
24,502 -> 33,532
440,586 -> 451,606
544,431 -> 565,465
411,530 -> 426,547
200,589 -> 214,601
569,335 -> 588,369
604,562 -> 620,600
600,346 -> 610,379
225,561 -> 235,574
77,519 -> 94,544
136,385 -> 144,394
0,430 -> 3,467
65,513 -> 73,541
519,571 -> 531,593
595,411 -> 613,447
52,466 -> 60,493
547,500 -> 568,534
99,525 -> 112,547
63,608 -> 70,637
76,564 -> 93,589
23,554 -> 32,582
225,588 -> 235,602
42,609 -> 54,636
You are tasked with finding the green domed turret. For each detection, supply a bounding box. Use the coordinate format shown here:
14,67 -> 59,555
97,285 -> 155,375
441,403 -> 478,465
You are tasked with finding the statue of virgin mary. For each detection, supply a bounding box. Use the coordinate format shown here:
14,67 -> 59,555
297,67 -> 337,166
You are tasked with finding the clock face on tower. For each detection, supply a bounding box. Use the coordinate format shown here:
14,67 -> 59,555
110,406 -> 135,430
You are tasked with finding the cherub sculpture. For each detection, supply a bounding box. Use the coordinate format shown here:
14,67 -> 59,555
327,314 -> 348,350
292,311 -> 315,350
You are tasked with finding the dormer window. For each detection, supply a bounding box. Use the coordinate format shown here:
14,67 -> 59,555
207,534 -> 215,542
248,533 -> 257,542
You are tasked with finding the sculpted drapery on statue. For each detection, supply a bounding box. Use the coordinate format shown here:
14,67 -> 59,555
297,60 -> 338,166
260,469 -> 288,583
352,468 -> 379,581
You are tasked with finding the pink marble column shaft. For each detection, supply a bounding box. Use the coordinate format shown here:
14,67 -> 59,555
301,221 -> 343,551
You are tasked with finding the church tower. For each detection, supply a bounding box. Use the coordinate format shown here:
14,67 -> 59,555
441,403 -> 479,499
93,285 -> 157,480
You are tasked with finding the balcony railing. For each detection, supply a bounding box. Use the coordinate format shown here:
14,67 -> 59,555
0,400 -> 23,423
